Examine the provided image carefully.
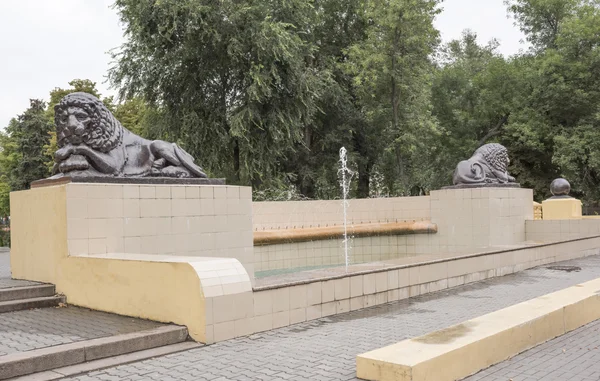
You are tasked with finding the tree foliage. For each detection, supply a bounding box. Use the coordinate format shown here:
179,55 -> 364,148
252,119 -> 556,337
110,0 -> 327,185
4,0 -> 600,210
5,100 -> 52,191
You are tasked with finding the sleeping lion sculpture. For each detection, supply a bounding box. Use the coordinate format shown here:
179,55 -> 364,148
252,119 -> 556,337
452,143 -> 517,185
51,92 -> 207,179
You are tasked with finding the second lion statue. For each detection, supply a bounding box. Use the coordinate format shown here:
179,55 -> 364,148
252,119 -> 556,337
51,92 -> 207,179
452,143 -> 516,186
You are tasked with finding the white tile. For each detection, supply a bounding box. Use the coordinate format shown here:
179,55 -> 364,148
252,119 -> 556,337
123,185 -> 140,199
139,186 -> 156,199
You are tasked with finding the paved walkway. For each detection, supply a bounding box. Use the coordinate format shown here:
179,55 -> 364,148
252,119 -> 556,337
465,319 -> 600,381
65,255 -> 600,381
0,307 -> 164,356
0,251 -> 165,357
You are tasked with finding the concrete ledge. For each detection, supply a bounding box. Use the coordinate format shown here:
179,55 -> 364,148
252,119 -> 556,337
254,221 -> 437,246
0,325 -> 187,380
0,284 -> 55,302
9,342 -> 203,381
356,277 -> 600,381
0,295 -> 65,314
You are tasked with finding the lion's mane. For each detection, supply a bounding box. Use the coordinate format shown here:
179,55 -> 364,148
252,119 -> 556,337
55,92 -> 123,153
474,143 -> 509,172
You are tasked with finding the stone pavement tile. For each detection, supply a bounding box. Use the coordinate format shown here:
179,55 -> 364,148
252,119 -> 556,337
0,306 -> 164,356
62,255 -> 600,381
464,319 -> 600,381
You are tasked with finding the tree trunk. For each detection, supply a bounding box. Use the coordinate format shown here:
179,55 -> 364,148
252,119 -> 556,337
391,27 -> 401,132
298,125 -> 315,198
299,181 -> 315,199
477,113 -> 510,147
357,162 -> 371,198
354,129 -> 371,199
233,139 -> 241,183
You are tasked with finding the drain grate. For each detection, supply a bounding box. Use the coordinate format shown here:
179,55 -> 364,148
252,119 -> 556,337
546,265 -> 582,272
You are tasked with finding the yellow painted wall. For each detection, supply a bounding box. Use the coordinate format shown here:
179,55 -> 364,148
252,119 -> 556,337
10,185 -> 206,341
10,185 -> 67,283
62,257 -> 205,340
542,198 -> 582,220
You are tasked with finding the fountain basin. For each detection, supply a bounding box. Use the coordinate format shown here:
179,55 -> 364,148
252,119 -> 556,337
254,221 -> 437,246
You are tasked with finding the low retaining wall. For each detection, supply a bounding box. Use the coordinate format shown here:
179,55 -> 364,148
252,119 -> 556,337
202,236 -> 600,342
526,218 -> 600,242
12,184 -> 600,345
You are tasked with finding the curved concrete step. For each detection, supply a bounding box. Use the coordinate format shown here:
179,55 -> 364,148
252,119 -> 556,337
0,295 -> 65,314
0,284 -> 55,302
0,325 -> 189,380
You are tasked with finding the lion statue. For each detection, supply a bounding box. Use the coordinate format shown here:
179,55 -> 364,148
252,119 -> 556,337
51,92 -> 207,178
452,143 -> 516,185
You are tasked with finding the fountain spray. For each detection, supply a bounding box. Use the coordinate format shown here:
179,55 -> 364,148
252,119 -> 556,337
338,147 -> 354,270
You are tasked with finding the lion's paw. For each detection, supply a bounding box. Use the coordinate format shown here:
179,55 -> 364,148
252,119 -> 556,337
160,166 -> 192,178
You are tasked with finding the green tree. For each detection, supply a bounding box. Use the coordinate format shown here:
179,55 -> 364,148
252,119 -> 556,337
0,121 -> 20,216
110,0 -> 326,185
504,0 -> 600,201
3,100 -> 53,191
279,0 -> 367,199
431,31 -> 528,189
112,97 -> 148,137
344,0 -> 441,196
505,0 -> 579,51
542,1 -> 600,200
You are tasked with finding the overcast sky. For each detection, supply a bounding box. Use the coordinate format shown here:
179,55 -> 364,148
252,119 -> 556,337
0,0 -> 527,128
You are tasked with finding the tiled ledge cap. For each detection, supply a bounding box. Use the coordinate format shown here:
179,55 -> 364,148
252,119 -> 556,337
252,234 -> 600,291
254,221 -> 437,246
81,253 -> 251,296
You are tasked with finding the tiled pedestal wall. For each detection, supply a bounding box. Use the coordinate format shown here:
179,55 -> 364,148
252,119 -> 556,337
430,188 -> 534,252
65,183 -> 255,278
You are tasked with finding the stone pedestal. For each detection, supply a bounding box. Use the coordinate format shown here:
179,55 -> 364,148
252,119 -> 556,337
11,181 -> 254,282
430,187 -> 533,252
542,198 -> 582,220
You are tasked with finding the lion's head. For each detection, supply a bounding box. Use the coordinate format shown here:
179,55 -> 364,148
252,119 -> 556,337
474,143 -> 510,172
54,92 -> 123,153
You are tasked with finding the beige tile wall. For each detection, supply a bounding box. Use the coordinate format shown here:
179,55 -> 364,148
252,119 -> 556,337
207,236 -> 600,342
526,218 -> 600,242
65,183 -> 255,278
253,234 -> 434,272
253,188 -> 535,272
431,188 -> 534,252
252,196 -> 431,230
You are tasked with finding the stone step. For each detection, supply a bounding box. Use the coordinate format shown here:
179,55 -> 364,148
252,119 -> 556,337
0,284 -> 56,302
0,295 -> 65,314
8,341 -> 203,381
0,325 -> 189,380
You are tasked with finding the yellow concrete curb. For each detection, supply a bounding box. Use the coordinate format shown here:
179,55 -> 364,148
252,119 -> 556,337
356,277 -> 600,381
